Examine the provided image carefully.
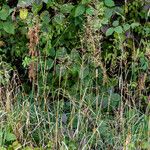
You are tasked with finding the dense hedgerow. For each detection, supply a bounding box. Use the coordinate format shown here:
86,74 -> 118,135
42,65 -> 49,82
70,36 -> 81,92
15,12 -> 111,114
0,0 -> 149,149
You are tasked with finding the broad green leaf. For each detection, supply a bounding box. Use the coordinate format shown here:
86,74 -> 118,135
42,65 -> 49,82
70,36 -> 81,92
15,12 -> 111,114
3,22 -> 15,34
40,11 -> 50,23
18,0 -> 32,7
19,8 -> 28,20
110,93 -> 121,107
43,0 -> 48,3
104,8 -> 113,19
12,141 -> 22,149
46,59 -> 53,70
0,147 -> 6,150
5,132 -> 16,142
114,26 -> 123,34
53,13 -> 65,25
123,23 -> 130,31
131,22 -> 140,29
18,0 -> 41,7
104,0 -> 115,7
86,7 -> 94,16
75,5 -> 85,17
81,0 -> 92,4
0,5 -> 10,20
0,21 -> 3,29
0,130 -> 3,146
56,47 -> 67,58
22,57 -> 31,67
23,146 -> 33,150
101,18 -> 109,25
60,4 -> 74,14
31,3 -> 43,15
79,66 -> 90,79
141,142 -> 150,149
106,27 -> 114,36
70,49 -> 80,60
112,20 -> 119,27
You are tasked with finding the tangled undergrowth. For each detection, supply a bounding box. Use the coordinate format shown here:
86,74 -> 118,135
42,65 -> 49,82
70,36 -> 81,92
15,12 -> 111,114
0,0 -> 150,149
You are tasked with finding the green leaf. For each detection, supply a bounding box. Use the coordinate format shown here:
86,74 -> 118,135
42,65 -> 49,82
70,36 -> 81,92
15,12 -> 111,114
101,18 -> 109,25
56,47 -> 67,58
104,0 -> 115,7
18,0 -> 34,7
22,57 -> 31,67
123,23 -> 130,31
114,26 -> 123,34
46,59 -> 53,70
141,142 -> 150,149
104,8 -> 113,19
5,133 -> 16,142
86,7 -> 94,16
106,27 -> 114,36
75,5 -> 85,17
112,20 -> 119,27
0,21 -> 3,29
0,147 -> 6,150
31,3 -> 43,15
131,22 -> 140,29
0,5 -> 10,20
81,0 -> 92,4
3,22 -> 15,34
110,93 -> 121,107
40,11 -> 50,23
70,49 -> 80,60
23,146 -> 33,150
53,13 -> 65,25
12,141 -> 22,149
79,66 -> 90,79
42,0 -> 48,3
60,4 -> 74,14
0,130 -> 3,146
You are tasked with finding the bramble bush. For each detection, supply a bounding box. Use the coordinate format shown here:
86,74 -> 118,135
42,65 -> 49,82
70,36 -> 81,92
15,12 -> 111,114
0,0 -> 150,149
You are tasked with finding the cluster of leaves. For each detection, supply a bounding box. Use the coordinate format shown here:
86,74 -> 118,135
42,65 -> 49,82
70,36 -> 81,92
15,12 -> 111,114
0,0 -> 150,149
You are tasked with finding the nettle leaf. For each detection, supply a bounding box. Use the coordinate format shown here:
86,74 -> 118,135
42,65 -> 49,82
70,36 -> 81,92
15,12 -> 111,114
75,5 -> 85,17
106,27 -> 114,36
114,26 -> 123,34
3,22 -> 15,34
104,0 -> 115,7
0,5 -> 10,20
60,3 -> 74,14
